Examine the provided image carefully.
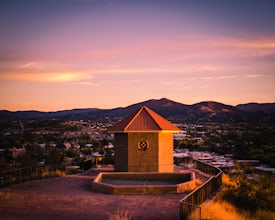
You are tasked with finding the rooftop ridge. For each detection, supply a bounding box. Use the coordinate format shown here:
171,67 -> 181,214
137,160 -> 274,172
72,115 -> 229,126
124,106 -> 144,131
109,106 -> 180,132
142,106 -> 163,130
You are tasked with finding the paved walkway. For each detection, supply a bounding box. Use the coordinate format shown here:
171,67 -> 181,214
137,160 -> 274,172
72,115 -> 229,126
0,169 -> 189,220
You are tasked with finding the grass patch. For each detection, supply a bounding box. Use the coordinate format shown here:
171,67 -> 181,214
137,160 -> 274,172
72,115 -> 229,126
198,199 -> 275,220
109,209 -> 131,220
0,191 -> 12,200
199,199 -> 249,220
191,174 -> 275,220
42,169 -> 65,178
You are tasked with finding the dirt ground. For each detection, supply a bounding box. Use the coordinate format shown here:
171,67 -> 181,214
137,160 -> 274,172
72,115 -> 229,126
0,169 -> 192,220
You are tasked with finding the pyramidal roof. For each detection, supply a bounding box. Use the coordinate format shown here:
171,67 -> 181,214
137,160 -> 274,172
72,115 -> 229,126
109,106 -> 180,133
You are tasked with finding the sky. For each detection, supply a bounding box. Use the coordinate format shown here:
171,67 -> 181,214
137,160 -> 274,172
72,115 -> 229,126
0,0 -> 275,111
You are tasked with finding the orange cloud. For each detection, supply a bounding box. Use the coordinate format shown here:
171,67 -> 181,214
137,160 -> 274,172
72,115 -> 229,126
20,62 -> 36,68
0,72 -> 90,82
0,62 -> 93,82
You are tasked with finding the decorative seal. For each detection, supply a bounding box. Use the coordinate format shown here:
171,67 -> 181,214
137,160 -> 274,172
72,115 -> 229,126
138,140 -> 149,151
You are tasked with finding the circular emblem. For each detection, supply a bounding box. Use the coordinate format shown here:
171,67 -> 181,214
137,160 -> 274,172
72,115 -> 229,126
138,140 -> 149,151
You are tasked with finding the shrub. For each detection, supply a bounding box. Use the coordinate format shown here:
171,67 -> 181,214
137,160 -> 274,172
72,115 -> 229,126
43,172 -> 61,178
222,173 -> 275,211
65,167 -> 82,175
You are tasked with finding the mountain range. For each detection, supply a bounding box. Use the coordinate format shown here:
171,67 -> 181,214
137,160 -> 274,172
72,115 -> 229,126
1,98 -> 275,122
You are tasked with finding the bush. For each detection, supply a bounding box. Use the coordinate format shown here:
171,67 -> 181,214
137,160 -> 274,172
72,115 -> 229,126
43,172 -> 61,178
65,167 -> 82,175
222,173 -> 275,211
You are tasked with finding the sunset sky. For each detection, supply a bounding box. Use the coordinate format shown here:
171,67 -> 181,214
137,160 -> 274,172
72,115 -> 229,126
1,0 -> 275,111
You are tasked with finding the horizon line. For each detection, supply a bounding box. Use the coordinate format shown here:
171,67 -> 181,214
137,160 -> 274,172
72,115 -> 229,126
1,98 -> 274,112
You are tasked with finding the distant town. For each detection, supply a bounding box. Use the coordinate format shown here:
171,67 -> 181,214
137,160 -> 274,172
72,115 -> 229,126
0,98 -> 274,176
0,114 -> 274,176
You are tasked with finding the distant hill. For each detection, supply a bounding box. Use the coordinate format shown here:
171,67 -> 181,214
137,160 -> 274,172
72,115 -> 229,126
236,103 -> 275,113
1,98 -> 275,122
0,108 -> 99,120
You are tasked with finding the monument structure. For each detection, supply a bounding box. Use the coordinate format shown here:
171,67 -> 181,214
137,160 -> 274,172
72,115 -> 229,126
109,106 -> 180,172
92,106 -> 195,195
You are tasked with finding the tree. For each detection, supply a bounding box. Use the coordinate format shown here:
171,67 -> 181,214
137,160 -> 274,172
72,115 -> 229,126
65,149 -> 77,158
0,156 -> 7,171
46,149 -> 64,166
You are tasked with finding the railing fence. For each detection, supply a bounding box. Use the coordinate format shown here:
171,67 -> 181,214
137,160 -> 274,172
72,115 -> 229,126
179,160 -> 223,220
0,165 -> 65,188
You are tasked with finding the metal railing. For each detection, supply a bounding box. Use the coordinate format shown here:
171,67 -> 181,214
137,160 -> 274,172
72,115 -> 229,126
0,165 -> 65,188
179,160 -> 223,220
